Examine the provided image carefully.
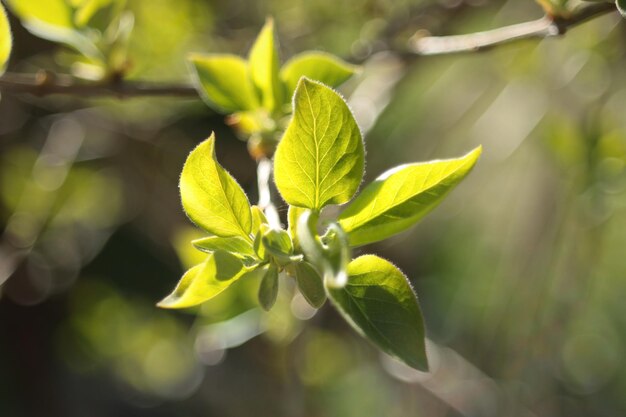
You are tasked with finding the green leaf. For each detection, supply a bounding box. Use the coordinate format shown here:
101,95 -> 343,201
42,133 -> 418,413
157,251 -> 249,309
339,146 -> 482,247
180,134 -> 253,239
617,0 -> 626,17
261,225 -> 302,265
281,51 -> 358,98
294,262 -> 326,308
251,205 -> 268,234
258,264 -> 279,311
5,0 -> 102,60
327,255 -> 428,371
287,205 -> 305,249
248,18 -> 283,113
274,78 -> 365,211
189,54 -> 259,113
0,4 -> 11,74
192,236 -> 257,263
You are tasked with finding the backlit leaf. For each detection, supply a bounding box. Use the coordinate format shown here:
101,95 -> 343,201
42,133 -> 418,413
189,54 -> 259,113
339,146 -> 481,247
327,255 -> 428,371
274,78 -> 364,211
192,235 -> 257,263
281,51 -> 358,98
180,134 -> 253,239
0,4 -> 11,73
157,251 -> 249,309
248,18 -> 283,113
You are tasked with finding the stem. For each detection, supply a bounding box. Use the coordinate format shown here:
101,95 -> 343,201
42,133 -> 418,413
410,2 -> 617,55
256,158 -> 281,229
0,71 -> 198,98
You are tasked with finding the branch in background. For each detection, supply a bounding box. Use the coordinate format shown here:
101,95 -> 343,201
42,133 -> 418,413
0,2 -> 618,98
410,2 -> 617,56
0,71 -> 197,98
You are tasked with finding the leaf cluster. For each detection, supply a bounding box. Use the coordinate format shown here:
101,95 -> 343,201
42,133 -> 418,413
160,74 -> 481,370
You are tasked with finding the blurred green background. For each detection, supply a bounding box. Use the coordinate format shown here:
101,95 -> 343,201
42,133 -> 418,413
1,0 -> 626,416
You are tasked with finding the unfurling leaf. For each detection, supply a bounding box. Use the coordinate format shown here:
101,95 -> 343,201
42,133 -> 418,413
294,262 -> 326,308
248,18 -> 283,113
287,205 -> 305,249
258,264 -> 279,311
251,205 -> 269,234
0,3 -> 11,73
327,255 -> 428,371
192,236 -> 257,264
274,78 -> 364,211
339,146 -> 481,247
180,134 -> 253,239
157,251 -> 249,309
189,54 -> 259,113
281,51 -> 358,98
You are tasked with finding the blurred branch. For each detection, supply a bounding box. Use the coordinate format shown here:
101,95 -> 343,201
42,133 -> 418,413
0,71 -> 198,98
410,2 -> 617,55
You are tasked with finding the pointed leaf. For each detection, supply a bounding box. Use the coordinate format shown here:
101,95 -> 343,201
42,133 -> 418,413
158,251 -> 249,309
327,255 -> 428,371
248,18 -> 283,113
258,264 -> 279,311
294,262 -> 326,308
281,51 -> 358,98
0,4 -> 11,73
189,54 -> 259,113
339,147 -> 481,247
274,78 -> 364,210
180,134 -> 253,238
251,205 -> 269,234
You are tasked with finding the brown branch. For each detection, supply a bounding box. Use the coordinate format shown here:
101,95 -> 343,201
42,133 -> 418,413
410,2 -> 617,56
0,71 -> 198,98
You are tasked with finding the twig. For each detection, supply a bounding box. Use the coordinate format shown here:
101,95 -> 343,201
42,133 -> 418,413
410,2 -> 617,56
0,71 -> 198,98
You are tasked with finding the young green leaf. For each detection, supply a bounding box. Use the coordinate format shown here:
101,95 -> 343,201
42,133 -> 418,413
180,134 -> 253,239
0,3 -> 11,73
258,264 -> 279,311
287,205 -> 305,249
327,255 -> 428,371
192,236 -> 257,263
338,146 -> 482,247
158,251 -> 249,309
260,225 -> 302,265
617,0 -> 626,17
251,205 -> 269,234
281,51 -> 358,98
274,78 -> 364,211
294,262 -> 326,308
248,18 -> 283,113
189,54 -> 259,113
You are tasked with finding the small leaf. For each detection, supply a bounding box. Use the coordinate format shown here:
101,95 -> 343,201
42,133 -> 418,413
261,225 -> 302,265
251,205 -> 269,234
617,0 -> 626,17
248,18 -> 283,113
339,146 -> 481,247
192,236 -> 257,263
327,255 -> 428,371
180,134 -> 253,239
294,262 -> 326,308
258,264 -> 279,311
158,251 -> 249,309
0,3 -> 11,73
274,78 -> 364,211
281,51 -> 358,98
287,205 -> 305,249
189,54 -> 259,113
